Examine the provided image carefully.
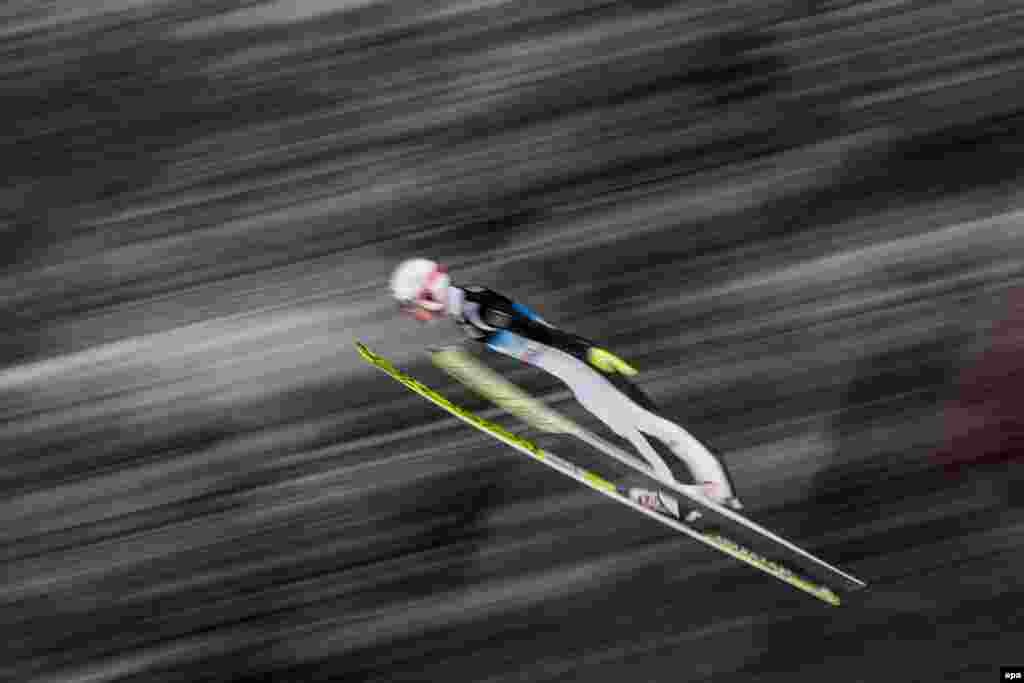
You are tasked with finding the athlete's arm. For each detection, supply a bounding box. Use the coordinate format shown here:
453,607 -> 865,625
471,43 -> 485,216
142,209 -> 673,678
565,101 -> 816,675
476,292 -> 637,375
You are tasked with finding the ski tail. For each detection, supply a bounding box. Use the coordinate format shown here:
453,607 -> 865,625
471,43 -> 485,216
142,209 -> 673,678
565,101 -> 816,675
430,346 -> 866,593
356,341 -> 847,606
574,423 -> 866,592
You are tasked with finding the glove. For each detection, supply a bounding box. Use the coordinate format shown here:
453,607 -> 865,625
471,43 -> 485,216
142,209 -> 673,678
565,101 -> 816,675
587,347 -> 638,376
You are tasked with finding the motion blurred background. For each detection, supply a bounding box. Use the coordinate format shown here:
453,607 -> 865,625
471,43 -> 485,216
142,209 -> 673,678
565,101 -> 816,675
3,1 -> 1023,681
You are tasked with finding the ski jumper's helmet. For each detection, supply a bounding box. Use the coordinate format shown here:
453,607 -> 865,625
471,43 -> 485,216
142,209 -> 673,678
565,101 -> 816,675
390,258 -> 449,317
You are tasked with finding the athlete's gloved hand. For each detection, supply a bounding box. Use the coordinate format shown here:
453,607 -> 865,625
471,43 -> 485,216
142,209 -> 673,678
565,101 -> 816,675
587,347 -> 638,376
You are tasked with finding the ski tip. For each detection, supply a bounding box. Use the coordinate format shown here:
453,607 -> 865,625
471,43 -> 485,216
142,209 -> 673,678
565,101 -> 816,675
354,340 -> 373,360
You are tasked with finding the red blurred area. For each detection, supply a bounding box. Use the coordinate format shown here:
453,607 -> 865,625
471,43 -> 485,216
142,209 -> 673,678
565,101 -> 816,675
938,289 -> 1024,475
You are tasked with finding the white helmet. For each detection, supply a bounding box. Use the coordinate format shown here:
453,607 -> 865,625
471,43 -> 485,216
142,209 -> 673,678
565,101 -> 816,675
390,258 -> 450,314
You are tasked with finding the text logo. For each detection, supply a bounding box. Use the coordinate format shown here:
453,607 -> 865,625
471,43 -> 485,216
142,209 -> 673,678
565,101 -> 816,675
629,489 -> 680,517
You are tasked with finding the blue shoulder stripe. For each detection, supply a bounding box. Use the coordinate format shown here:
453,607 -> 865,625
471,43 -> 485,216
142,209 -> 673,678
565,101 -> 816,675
487,329 -> 528,356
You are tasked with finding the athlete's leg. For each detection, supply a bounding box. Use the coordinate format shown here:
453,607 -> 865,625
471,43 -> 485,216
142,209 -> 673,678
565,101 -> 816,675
618,428 -> 677,482
599,371 -> 660,412
495,340 -> 707,490
571,385 -> 678,482
634,410 -> 742,508
542,356 -> 677,481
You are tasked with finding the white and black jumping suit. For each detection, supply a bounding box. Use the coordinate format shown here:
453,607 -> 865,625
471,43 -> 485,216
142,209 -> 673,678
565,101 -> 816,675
448,286 -> 738,500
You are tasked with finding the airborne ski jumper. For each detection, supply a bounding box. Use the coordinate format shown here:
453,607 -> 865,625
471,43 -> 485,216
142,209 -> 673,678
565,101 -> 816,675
389,257 -> 743,510
366,257 -> 866,604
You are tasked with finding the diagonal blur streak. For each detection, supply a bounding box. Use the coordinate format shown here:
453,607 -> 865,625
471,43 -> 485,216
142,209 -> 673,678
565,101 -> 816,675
2,1 -> 1024,682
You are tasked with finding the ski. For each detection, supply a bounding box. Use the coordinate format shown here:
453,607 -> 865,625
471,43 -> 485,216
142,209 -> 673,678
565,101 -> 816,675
355,341 -> 852,606
429,346 -> 867,594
